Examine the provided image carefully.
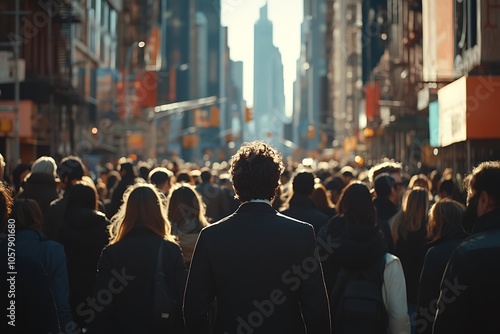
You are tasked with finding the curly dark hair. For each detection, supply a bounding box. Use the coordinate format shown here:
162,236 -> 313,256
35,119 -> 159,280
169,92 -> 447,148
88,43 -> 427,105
229,141 -> 285,202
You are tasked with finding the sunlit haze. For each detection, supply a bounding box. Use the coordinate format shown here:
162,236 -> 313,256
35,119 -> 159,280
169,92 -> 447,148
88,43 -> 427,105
221,0 -> 303,117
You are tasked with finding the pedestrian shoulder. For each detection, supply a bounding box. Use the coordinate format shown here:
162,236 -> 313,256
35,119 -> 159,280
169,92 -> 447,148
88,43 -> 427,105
455,229 -> 500,254
384,253 -> 401,268
275,212 -> 316,232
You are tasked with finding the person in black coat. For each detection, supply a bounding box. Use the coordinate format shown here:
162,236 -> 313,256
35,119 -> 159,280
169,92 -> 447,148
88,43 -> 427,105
1,197 -> 73,332
390,187 -> 430,333
184,141 -> 331,334
434,161 -> 500,333
87,183 -> 186,334
416,199 -> 466,334
57,181 -> 110,330
17,156 -> 59,222
280,171 -> 330,234
319,182 -> 410,334
45,156 -> 86,240
373,173 -> 400,253
107,159 -> 137,218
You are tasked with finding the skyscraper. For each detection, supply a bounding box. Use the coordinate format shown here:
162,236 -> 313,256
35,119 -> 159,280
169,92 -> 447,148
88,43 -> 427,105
253,3 -> 285,148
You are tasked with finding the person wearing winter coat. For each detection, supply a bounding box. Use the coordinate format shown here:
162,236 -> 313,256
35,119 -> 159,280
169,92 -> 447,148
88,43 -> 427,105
416,198 -> 466,334
3,198 -> 73,332
320,182 -> 410,334
45,155 -> 86,240
17,156 -> 59,222
389,187 -> 430,331
87,183 -> 186,334
433,161 -> 500,333
57,181 -> 110,330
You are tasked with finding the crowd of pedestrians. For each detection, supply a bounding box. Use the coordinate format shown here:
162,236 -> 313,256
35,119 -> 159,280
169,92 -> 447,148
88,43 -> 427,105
0,145 -> 500,333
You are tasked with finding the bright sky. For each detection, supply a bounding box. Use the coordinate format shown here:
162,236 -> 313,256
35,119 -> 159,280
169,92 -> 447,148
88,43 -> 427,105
221,0 -> 303,117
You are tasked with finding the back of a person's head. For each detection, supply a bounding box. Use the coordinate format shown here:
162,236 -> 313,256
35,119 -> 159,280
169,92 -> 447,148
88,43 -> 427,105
66,182 -> 98,212
374,173 -> 396,199
438,178 -> 455,197
311,183 -> 333,210
324,175 -> 345,193
12,163 -> 31,191
200,168 -> 212,183
119,160 -> 136,179
408,174 -> 432,191
340,166 -> 355,179
176,169 -> 194,185
31,156 -> 58,180
292,171 -> 315,196
427,198 -> 465,241
107,171 -> 121,189
337,182 -> 375,228
137,161 -> 151,181
109,183 -> 173,244
148,167 -> 173,187
465,161 -> 500,205
370,161 -> 402,183
0,183 -> 13,231
167,183 -> 208,228
11,198 -> 44,231
229,141 -> 284,202
394,187 -> 429,241
58,156 -> 85,183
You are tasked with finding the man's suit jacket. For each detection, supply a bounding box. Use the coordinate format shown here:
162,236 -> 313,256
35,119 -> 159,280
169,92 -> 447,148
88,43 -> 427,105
183,202 -> 331,334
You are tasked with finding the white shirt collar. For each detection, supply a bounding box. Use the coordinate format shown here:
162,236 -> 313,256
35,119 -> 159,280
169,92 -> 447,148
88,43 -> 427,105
243,199 -> 272,206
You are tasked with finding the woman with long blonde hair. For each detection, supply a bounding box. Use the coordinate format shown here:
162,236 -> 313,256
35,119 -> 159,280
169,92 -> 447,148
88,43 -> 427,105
417,199 -> 466,334
389,187 -> 430,333
89,183 -> 186,333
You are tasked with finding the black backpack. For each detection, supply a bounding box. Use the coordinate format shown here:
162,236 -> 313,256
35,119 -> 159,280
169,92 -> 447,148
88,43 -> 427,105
331,256 -> 388,334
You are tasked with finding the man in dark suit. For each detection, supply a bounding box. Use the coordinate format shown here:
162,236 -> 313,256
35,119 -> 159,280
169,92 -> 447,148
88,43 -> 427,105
184,141 -> 331,334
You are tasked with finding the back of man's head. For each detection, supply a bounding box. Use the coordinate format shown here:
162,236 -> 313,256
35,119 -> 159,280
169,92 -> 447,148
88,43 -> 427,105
58,156 -> 85,184
148,167 -> 173,188
438,178 -> 455,198
229,141 -> 284,202
370,161 -> 402,183
200,168 -> 212,183
374,173 -> 396,199
466,161 -> 500,207
119,160 -> 136,179
292,172 -> 315,196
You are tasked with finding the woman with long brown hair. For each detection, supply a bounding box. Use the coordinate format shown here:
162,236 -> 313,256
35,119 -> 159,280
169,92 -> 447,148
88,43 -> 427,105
320,182 -> 410,333
166,183 -> 209,264
89,183 -> 186,333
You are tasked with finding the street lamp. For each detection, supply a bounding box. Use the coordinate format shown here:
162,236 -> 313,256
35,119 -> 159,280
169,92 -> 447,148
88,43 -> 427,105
124,41 -> 145,121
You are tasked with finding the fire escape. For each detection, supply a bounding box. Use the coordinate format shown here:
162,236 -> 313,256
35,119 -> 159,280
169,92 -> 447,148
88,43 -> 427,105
52,0 -> 83,155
